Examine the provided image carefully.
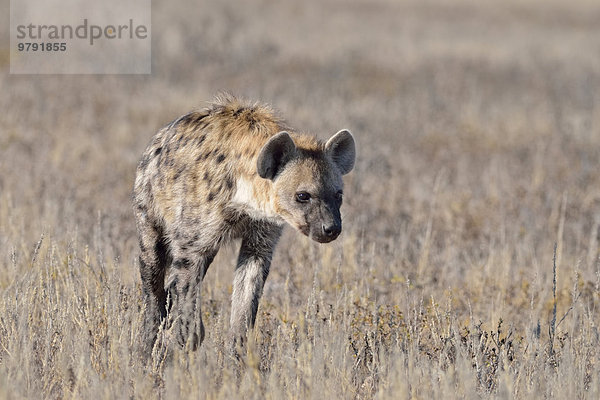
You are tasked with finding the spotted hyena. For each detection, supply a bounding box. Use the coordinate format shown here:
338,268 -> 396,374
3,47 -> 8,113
133,95 -> 355,355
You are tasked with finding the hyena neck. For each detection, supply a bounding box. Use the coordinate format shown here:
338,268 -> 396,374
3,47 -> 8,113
230,176 -> 283,224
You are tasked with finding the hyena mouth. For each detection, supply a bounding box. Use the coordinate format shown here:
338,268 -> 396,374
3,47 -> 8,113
298,224 -> 340,243
312,232 -> 339,244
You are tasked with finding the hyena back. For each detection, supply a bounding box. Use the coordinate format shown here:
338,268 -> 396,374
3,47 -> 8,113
133,95 -> 355,355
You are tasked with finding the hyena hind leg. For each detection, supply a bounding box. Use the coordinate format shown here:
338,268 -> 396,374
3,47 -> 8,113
166,251 -> 216,351
136,214 -> 171,359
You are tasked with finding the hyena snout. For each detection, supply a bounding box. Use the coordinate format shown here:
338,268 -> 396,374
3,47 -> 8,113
320,222 -> 341,242
310,206 -> 342,243
322,221 -> 341,239
310,223 -> 340,243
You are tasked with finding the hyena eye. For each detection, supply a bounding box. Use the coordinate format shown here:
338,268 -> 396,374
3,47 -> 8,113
295,192 -> 311,203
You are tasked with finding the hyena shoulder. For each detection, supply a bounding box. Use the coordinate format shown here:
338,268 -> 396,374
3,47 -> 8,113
134,96 -> 305,224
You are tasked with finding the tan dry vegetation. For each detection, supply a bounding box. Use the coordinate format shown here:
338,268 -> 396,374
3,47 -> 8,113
1,0 -> 600,398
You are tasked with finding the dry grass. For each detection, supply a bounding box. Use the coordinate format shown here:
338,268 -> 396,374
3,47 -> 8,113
1,0 -> 600,398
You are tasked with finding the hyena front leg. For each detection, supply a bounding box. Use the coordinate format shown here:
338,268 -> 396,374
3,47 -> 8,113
230,221 -> 282,345
166,250 -> 216,350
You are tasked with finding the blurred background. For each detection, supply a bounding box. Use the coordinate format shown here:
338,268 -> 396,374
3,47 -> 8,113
1,0 -> 600,397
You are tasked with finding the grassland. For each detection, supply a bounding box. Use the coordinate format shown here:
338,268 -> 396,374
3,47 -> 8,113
1,0 -> 600,398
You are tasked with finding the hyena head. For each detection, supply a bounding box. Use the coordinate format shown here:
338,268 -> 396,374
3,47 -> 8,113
258,129 -> 356,243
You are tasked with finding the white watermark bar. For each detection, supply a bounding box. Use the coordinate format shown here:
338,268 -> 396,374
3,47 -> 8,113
10,0 -> 151,74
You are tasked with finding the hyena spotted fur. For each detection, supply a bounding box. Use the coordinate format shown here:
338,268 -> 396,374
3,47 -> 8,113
133,95 -> 355,355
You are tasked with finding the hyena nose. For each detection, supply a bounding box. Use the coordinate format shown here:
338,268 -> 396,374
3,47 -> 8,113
322,223 -> 341,239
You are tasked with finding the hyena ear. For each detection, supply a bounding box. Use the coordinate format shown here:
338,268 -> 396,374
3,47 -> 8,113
257,131 -> 297,180
325,129 -> 355,175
